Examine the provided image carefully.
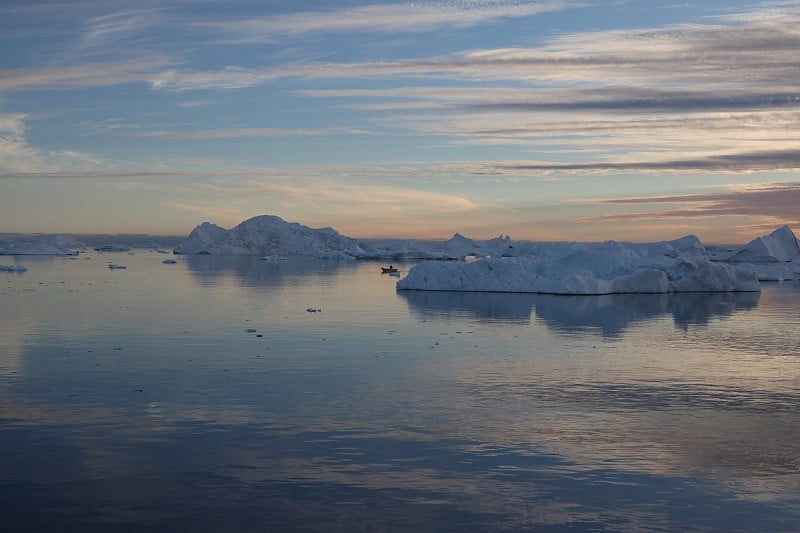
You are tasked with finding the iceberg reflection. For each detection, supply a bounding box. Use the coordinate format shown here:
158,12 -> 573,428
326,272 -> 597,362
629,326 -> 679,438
400,290 -> 760,336
183,255 -> 358,289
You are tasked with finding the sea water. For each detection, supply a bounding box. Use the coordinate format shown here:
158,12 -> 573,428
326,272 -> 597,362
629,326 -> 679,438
1,252 -> 799,531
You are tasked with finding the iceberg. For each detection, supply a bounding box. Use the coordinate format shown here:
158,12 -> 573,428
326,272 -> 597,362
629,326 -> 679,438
173,215 -> 366,259
719,225 -> 800,263
0,234 -> 84,255
396,236 -> 763,294
711,225 -> 800,281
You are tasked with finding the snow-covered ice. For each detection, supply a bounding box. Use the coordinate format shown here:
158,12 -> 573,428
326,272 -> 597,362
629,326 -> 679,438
0,235 -> 84,255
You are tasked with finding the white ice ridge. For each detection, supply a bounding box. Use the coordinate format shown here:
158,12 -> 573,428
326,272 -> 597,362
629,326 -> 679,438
0,235 -> 84,255
397,237 -> 762,294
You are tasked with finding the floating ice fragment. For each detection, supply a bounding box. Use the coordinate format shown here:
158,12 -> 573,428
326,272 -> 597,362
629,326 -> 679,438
0,264 -> 27,272
95,244 -> 131,252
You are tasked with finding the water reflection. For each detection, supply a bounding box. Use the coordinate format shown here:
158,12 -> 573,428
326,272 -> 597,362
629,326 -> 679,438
183,254 -> 359,289
399,290 -> 760,336
1,256 -> 798,531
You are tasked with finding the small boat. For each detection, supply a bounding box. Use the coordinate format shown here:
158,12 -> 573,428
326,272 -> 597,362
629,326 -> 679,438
381,266 -> 398,274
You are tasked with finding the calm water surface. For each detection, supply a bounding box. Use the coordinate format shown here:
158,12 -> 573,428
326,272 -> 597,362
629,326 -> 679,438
1,252 -> 799,531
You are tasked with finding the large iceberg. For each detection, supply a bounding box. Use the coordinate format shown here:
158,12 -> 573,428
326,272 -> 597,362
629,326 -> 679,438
173,215 -> 367,259
0,234 -> 84,255
396,237 -> 761,294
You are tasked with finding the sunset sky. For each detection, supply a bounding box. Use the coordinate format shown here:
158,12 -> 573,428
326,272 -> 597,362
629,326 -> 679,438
1,0 -> 799,243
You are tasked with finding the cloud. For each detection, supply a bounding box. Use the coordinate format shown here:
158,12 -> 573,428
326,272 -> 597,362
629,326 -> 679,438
140,4 -> 800,177
150,5 -> 800,89
198,1 -> 574,42
569,182 -> 800,233
76,8 -> 165,58
168,175 -> 477,236
129,127 -> 368,139
0,58 -> 170,93
0,114 -> 102,173
489,149 -> 800,174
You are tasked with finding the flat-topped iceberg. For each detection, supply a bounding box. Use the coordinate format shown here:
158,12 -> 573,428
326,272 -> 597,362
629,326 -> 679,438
0,234 -> 84,255
174,215 -> 367,259
397,237 -> 761,294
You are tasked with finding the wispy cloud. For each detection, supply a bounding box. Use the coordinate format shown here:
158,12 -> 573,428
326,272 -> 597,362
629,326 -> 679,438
128,127 -> 368,139
569,182 -> 800,236
488,149 -> 800,174
0,58 -> 170,93
0,114 -> 101,173
150,5 -> 800,89
75,8 -> 165,59
198,0 -> 574,42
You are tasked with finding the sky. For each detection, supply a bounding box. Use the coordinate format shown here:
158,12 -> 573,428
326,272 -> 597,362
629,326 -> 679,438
1,0 -> 799,243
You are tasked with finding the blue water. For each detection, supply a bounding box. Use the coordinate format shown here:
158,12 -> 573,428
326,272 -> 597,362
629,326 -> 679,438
1,252 -> 799,531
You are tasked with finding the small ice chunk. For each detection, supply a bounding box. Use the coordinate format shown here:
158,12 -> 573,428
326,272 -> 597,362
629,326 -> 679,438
0,264 -> 27,272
